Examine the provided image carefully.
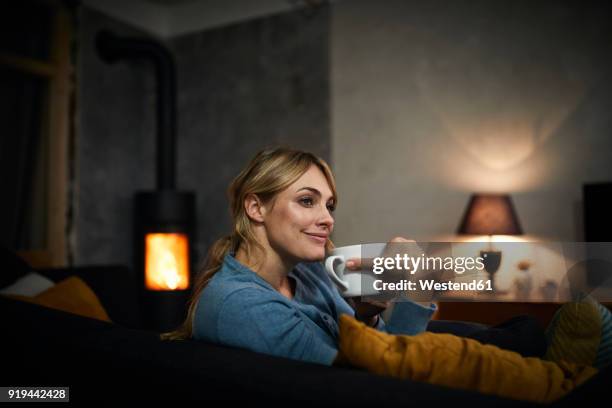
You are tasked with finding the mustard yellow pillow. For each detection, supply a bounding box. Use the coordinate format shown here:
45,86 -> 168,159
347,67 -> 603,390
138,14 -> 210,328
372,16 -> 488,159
334,314 -> 596,403
5,276 -> 112,322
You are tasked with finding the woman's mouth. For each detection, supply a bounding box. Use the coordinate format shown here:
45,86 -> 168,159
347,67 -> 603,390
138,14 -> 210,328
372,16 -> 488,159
304,232 -> 327,244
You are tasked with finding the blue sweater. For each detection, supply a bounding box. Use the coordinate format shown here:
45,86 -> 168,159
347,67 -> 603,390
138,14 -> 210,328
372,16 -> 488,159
193,253 -> 436,365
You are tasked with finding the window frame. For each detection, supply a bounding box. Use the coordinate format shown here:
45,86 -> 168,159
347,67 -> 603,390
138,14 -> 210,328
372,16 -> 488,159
0,1 -> 73,268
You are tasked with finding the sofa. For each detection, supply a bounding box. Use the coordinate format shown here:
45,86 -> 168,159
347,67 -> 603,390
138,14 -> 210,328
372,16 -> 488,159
1,253 -> 610,405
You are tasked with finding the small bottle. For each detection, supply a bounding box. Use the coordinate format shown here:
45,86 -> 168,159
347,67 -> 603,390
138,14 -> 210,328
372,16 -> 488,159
514,260 -> 533,300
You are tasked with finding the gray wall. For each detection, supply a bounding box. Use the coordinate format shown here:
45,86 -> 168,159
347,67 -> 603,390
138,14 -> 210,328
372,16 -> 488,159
76,0 -> 612,269
171,5 -> 330,256
75,7 -> 156,268
74,5 -> 330,270
331,0 -> 612,244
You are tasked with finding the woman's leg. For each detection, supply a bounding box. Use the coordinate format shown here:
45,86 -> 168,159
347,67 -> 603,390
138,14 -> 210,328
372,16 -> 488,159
427,315 -> 547,357
337,314 -> 597,403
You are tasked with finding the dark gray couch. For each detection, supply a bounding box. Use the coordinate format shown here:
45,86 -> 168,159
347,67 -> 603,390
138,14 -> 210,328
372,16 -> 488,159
0,259 -> 608,405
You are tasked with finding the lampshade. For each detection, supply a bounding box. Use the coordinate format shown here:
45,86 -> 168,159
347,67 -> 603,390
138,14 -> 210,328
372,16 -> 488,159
457,194 -> 523,235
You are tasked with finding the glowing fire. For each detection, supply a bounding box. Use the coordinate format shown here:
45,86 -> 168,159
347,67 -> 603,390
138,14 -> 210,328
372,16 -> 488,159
145,233 -> 189,290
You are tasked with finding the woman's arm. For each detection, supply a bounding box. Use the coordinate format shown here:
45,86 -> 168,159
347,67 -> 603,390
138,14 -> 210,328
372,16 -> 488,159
216,288 -> 339,365
343,295 -> 436,334
340,236 -> 437,334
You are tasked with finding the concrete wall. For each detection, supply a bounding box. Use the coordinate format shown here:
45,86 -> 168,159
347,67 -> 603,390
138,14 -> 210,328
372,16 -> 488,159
171,5 -> 330,256
76,0 -> 612,270
75,7 -> 156,268
331,0 -> 612,245
74,5 -> 330,270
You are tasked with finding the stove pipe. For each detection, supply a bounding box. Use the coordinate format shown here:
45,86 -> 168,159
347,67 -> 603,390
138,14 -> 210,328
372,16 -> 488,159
96,30 -> 176,190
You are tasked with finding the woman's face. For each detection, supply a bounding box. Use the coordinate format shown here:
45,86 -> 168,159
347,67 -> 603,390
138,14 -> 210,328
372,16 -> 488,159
262,165 -> 335,263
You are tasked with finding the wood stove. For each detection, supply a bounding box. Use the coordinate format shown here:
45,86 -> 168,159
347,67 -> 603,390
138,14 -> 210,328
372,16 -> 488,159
96,30 -> 196,332
135,191 -> 195,331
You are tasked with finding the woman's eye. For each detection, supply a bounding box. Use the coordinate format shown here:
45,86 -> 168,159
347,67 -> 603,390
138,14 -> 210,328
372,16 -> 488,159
299,196 -> 335,212
300,197 -> 314,206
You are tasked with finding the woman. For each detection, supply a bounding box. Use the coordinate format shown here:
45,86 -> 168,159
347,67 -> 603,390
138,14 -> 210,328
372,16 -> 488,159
161,147 -> 438,364
161,147 -> 610,401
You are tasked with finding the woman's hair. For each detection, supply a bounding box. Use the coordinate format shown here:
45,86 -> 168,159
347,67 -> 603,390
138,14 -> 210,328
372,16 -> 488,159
160,147 -> 337,341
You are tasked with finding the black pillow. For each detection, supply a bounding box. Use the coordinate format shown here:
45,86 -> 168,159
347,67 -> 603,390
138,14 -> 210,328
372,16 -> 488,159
0,247 -> 33,289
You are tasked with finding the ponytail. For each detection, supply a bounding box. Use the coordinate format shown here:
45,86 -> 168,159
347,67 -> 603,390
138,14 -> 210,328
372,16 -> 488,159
160,235 -> 235,341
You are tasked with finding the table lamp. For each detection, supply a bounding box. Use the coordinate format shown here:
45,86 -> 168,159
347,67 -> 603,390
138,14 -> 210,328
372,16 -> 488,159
457,194 -> 523,291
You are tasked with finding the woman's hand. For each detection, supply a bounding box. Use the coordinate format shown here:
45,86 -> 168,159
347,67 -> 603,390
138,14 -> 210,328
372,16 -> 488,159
343,237 -> 416,326
345,236 -> 417,271
346,297 -> 391,327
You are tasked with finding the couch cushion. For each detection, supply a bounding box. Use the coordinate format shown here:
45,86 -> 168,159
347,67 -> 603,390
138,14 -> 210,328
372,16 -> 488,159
37,265 -> 142,328
0,249 -> 142,328
0,271 -> 55,296
4,276 -> 111,322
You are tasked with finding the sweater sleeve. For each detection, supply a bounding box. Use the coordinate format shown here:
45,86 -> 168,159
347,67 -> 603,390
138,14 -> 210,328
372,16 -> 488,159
381,301 -> 437,335
334,297 -> 436,335
216,288 -> 338,366
319,260 -> 436,335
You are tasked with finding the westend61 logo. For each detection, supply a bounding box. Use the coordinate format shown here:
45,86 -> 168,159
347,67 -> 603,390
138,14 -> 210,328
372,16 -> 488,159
370,253 -> 493,292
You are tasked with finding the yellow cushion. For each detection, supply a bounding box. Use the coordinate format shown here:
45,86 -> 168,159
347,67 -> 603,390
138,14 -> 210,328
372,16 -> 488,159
4,276 -> 112,322
335,314 -> 596,403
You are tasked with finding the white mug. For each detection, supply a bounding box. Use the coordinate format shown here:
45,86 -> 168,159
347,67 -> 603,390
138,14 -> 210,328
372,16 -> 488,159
324,244 -> 385,297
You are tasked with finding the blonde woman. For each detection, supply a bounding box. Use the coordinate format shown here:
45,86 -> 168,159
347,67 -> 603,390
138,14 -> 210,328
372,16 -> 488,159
161,147 -> 437,364
161,147 -> 611,402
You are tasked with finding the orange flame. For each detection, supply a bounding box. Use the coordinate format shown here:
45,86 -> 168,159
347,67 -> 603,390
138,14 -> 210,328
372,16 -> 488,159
145,233 -> 189,290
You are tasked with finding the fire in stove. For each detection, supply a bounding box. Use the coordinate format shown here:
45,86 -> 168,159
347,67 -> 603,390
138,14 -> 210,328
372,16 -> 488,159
145,233 -> 189,291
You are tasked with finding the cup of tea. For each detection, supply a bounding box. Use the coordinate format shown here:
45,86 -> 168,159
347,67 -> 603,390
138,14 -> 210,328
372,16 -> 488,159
324,244 -> 385,298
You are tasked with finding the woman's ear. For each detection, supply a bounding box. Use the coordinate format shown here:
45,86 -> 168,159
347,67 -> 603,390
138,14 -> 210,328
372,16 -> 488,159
244,193 -> 266,223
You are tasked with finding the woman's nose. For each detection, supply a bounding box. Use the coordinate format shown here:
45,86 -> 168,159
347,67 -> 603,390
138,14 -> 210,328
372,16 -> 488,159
318,206 -> 334,229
